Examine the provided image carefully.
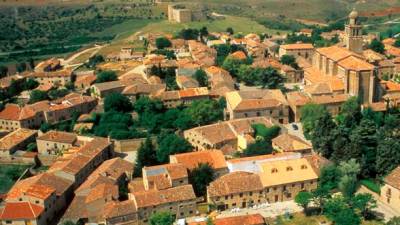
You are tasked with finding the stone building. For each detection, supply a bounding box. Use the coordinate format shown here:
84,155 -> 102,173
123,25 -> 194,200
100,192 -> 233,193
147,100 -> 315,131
279,43 -> 314,61
380,166 -> 400,214
207,155 -> 319,211
225,90 -> 289,123
183,117 -> 275,154
0,128 -> 37,157
168,4 -> 205,23
36,131 -> 77,156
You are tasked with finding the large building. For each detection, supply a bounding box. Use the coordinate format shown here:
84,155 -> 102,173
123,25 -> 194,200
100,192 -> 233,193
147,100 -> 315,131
225,90 -> 289,123
207,154 -> 320,211
380,166 -> 400,214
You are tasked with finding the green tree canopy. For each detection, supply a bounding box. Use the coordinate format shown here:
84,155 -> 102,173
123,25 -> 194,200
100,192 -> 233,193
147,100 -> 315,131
0,65 -> 8,78
188,163 -> 216,196
156,133 -> 192,163
134,137 -> 157,177
300,103 -> 328,139
104,93 -> 133,112
149,211 -> 175,225
295,191 -> 313,214
368,39 -> 385,54
155,37 -> 172,49
351,193 -> 377,219
29,90 -> 48,104
96,70 -> 117,83
193,69 -> 208,87
280,54 -> 299,69
183,99 -> 224,126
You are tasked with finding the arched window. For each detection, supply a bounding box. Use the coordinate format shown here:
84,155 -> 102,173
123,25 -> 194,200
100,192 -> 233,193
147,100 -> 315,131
286,166 -> 293,171
271,168 -> 278,173
301,165 -> 307,169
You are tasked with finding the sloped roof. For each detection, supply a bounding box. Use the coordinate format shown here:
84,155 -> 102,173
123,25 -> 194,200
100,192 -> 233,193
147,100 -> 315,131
384,166 -> 400,190
207,171 -> 263,197
0,202 -> 44,220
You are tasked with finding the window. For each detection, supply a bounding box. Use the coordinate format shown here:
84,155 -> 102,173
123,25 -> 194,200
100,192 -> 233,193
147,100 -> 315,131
301,165 -> 307,169
301,183 -> 305,189
286,166 -> 293,171
239,193 -> 243,197
6,221 -> 12,224
249,192 -> 253,196
271,168 -> 278,173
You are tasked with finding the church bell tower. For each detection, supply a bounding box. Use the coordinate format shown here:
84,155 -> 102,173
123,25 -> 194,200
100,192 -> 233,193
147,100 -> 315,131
344,9 -> 363,54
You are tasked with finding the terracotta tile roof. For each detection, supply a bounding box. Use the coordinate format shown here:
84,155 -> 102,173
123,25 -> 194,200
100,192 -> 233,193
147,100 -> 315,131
0,202 -> 44,220
383,80 -> 400,92
37,130 -> 77,144
280,43 -> 314,50
311,94 -> 350,105
131,184 -> 196,208
385,45 -> 400,57
188,214 -> 265,225
85,183 -> 118,203
179,87 -> 209,98
304,83 -> 332,95
363,49 -> 385,62
259,158 -> 318,187
384,166 -> 400,190
75,74 -> 97,87
317,46 -> 359,61
92,80 -> 125,92
143,163 -> 187,189
25,184 -> 55,199
207,171 -> 263,197
228,152 -> 297,164
24,69 -> 72,78
338,55 -> 375,71
225,90 -> 288,112
0,129 -> 37,152
229,51 -> 247,60
0,104 -> 26,121
304,68 -> 344,92
184,117 -> 274,146
286,91 -> 311,106
272,133 -> 312,152
122,83 -> 166,95
170,150 -> 227,170
104,200 -> 137,219
383,38 -> 396,46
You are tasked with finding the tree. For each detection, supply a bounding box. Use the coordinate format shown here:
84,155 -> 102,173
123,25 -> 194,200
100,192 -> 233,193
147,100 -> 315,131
348,119 -> 378,178
200,26 -> 209,38
155,37 -> 172,49
26,143 -> 37,152
86,54 -> 104,69
134,137 -> 157,177
40,123 -> 52,132
242,140 -> 273,156
338,159 -> 361,198
149,211 -> 174,225
324,196 -> 361,225
394,37 -> 400,47
193,69 -> 208,87
280,54 -> 299,69
351,193 -> 377,219
184,99 -> 223,126
178,28 -> 199,40
0,65 -> 8,78
96,70 -> 117,83
257,67 -> 285,89
300,104 -> 328,139
368,39 -> 385,54
48,88 -> 69,100
29,90 -> 48,103
318,164 -> 340,191
295,191 -> 313,214
22,78 -> 39,90
311,110 -> 336,158
104,93 -> 132,112
188,163 -> 215,196
16,62 -> 27,73
156,133 -> 192,163
337,96 -> 361,128
226,27 -> 234,35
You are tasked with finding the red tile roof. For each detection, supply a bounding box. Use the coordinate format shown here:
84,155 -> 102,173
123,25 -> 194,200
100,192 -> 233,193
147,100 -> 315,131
188,214 -> 265,225
0,202 -> 44,220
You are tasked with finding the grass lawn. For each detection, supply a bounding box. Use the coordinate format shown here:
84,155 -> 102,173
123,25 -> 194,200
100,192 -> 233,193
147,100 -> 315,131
139,16 -> 286,35
91,19 -> 159,41
0,164 -> 31,194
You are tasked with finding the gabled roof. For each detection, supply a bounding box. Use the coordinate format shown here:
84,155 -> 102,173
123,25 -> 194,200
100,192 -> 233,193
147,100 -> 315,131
338,55 -> 375,71
0,202 -> 44,220
280,43 -> 314,50
207,171 -> 263,197
170,150 -> 227,170
272,133 -> 312,152
384,166 -> 400,190
317,46 -> 359,62
37,130 -> 77,144
132,185 -> 196,208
